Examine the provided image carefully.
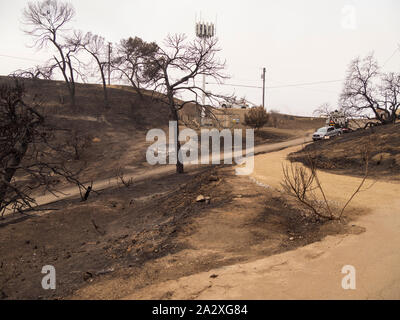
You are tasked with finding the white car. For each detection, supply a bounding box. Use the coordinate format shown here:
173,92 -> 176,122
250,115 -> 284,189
312,126 -> 342,141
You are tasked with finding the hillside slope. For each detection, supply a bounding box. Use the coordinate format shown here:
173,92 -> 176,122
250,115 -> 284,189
0,76 -> 174,129
0,76 -> 200,184
290,123 -> 400,178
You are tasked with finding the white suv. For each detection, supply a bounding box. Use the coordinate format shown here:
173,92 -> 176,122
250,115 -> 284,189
312,126 -> 342,141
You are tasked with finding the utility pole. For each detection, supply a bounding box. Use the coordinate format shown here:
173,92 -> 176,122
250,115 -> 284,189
108,42 -> 112,86
262,67 -> 266,110
202,72 -> 206,106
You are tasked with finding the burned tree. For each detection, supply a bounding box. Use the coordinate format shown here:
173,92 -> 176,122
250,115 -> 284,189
22,0 -> 81,107
112,36 -> 159,100
144,34 -> 228,173
9,63 -> 57,80
68,31 -> 110,108
0,79 -> 84,217
313,103 -> 333,118
340,54 -> 400,125
380,72 -> 400,122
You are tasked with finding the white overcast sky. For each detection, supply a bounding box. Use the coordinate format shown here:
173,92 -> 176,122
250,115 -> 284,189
1,0 -> 399,115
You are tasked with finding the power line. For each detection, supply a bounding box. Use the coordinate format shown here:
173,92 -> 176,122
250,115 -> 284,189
206,82 -> 262,89
206,79 -> 343,89
382,47 -> 400,68
208,47 -> 400,92
267,79 -> 343,89
0,54 -> 46,63
211,47 -> 399,90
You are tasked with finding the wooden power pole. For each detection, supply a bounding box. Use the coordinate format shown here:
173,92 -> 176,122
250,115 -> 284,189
108,42 -> 112,86
262,67 -> 266,110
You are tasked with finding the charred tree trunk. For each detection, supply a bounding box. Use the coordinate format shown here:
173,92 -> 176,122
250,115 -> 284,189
66,56 -> 77,109
69,85 -> 76,108
129,78 -> 144,101
101,74 -> 109,109
169,101 -> 184,174
94,56 -> 109,109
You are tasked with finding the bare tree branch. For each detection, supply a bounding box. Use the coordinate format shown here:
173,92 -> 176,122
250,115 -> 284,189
68,30 -> 110,108
143,34 -> 230,173
0,79 -> 85,217
340,54 -> 400,125
22,0 -> 80,107
281,143 -> 372,220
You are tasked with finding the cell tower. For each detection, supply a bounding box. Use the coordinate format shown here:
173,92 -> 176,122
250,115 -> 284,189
195,21 -> 215,39
195,16 -> 216,114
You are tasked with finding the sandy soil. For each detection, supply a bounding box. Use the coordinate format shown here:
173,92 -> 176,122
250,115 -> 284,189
1,138 -> 350,300
123,146 -> 400,299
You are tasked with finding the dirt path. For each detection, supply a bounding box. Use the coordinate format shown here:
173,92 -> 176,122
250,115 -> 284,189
124,145 -> 400,299
3,135 -> 312,218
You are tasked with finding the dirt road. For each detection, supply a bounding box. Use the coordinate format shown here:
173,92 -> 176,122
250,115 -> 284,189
4,135 -> 312,217
124,145 -> 400,299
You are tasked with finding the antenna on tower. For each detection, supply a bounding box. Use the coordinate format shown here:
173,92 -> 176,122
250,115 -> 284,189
194,13 -> 217,125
